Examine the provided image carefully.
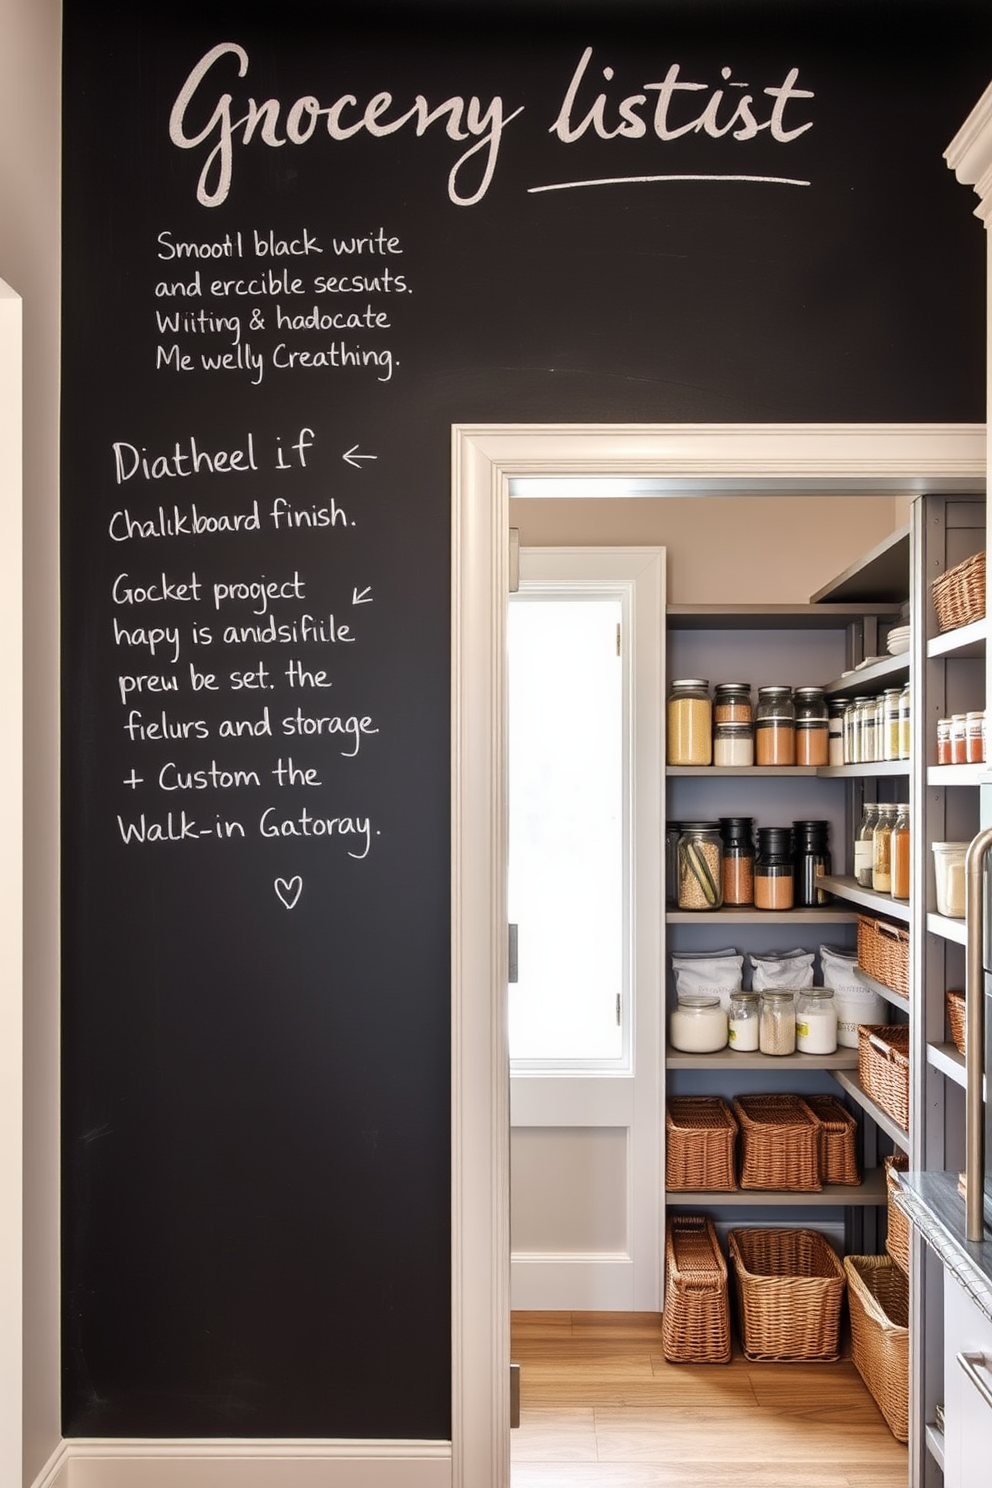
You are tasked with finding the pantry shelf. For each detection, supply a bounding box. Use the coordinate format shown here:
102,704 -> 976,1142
666,764 -> 821,777
926,763 -> 990,786
666,1169 -> 887,1208
926,911 -> 967,946
926,616 -> 987,660
817,761 -> 911,778
822,654 -> 910,696
665,1047 -> 859,1070
927,1041 -> 966,1089
666,906 -> 859,925
818,875 -> 911,922
666,602 -> 900,630
854,968 -> 910,1013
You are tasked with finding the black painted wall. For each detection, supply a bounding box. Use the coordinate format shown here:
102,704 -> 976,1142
61,0 -> 990,1440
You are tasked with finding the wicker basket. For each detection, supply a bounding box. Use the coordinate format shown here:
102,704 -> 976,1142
884,1152 -> 910,1274
946,990 -> 966,1056
844,1254 -> 909,1441
662,1214 -> 732,1364
666,1097 -> 738,1192
932,549 -> 986,633
804,1093 -> 860,1186
728,1227 -> 846,1362
858,1024 -> 910,1132
732,1093 -> 823,1192
856,915 -> 910,999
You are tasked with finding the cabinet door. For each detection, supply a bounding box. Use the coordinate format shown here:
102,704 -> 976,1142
943,1270 -> 992,1488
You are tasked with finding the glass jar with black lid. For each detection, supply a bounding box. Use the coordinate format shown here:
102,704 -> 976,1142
755,686 -> 795,766
793,819 -> 832,907
719,816 -> 754,907
754,826 -> 794,910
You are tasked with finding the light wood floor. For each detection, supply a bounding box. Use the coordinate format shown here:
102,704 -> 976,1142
511,1312 -> 908,1488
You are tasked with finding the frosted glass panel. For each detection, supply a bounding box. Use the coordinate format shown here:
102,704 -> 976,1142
508,596 -> 624,1064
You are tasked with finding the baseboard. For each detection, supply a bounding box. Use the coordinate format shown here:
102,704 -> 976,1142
49,1440 -> 452,1488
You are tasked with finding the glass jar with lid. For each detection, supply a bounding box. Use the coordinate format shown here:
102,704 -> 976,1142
667,679 -> 712,765
669,993 -> 728,1053
676,822 -> 724,910
713,683 -> 752,725
719,817 -> 754,906
858,695 -> 877,764
898,683 -> 911,761
891,804 -> 910,901
754,826 -> 794,910
828,699 -> 847,766
796,987 -> 837,1054
759,989 -> 797,1056
728,990 -> 759,1051
754,686 -> 795,766
872,803 -> 897,893
713,720 -> 754,767
793,819 -> 832,908
881,688 -> 903,762
854,802 -> 879,888
794,687 -> 829,766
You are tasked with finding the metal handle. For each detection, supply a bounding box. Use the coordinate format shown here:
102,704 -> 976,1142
964,828 -> 992,1241
957,1350 -> 992,1411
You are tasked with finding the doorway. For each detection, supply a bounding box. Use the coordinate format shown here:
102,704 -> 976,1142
448,421 -> 985,1488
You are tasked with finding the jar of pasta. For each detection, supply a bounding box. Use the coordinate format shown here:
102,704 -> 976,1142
667,679 -> 712,765
676,822 -> 724,910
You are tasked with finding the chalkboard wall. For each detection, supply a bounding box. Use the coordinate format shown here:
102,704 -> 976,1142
61,0 -> 991,1441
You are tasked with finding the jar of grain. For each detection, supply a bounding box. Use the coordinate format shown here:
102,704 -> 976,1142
891,804 -> 910,901
759,989 -> 796,1056
755,686 -> 796,766
872,804 -> 896,893
676,823 -> 724,910
713,683 -> 753,724
754,826 -> 794,910
667,679 -> 712,765
719,816 -> 754,906
794,687 -> 829,766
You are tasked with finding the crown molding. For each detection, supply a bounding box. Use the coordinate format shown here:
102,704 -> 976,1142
946,78 -> 992,225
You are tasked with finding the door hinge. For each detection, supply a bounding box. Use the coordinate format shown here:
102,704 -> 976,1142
508,923 -> 518,983
616,621 -> 621,656
509,528 -> 520,594
616,992 -> 621,1025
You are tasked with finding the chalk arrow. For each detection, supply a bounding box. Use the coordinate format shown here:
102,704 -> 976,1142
343,444 -> 377,468
353,585 -> 373,605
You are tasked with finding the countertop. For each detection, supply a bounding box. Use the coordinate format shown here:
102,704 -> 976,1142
895,1170 -> 992,1320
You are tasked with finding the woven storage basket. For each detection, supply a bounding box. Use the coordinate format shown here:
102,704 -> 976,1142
804,1093 -> 860,1186
856,915 -> 910,999
728,1227 -> 846,1362
666,1097 -> 738,1192
844,1254 -> 909,1441
945,990 -> 966,1056
932,549 -> 986,633
732,1093 -> 823,1192
884,1152 -> 910,1275
858,1024 -> 910,1132
662,1214 -> 732,1364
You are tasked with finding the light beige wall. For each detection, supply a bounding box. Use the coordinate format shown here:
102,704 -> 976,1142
509,494 -> 903,603
0,0 -> 62,1479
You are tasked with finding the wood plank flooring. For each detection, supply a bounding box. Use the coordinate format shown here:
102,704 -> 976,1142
511,1311 -> 908,1487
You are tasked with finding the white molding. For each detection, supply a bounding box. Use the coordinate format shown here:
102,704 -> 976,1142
946,78 -> 992,224
449,421 -> 986,1488
63,1442 -> 450,1488
29,1442 -> 68,1488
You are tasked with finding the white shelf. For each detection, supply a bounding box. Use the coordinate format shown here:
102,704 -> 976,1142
817,760 -> 910,778
925,1423 -> 946,1473
830,1068 -> 909,1148
927,763 -> 990,786
818,875 -> 911,922
927,616 -> 987,660
666,1170 -> 886,1208
927,911 -> 967,945
666,764 -> 820,777
822,653 -> 910,696
928,1041 -> 966,1088
666,1047 -> 859,1071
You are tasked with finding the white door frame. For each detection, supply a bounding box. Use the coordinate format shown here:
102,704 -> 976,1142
449,421 -> 985,1488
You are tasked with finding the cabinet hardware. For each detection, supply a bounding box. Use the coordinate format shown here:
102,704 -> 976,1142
508,923 -> 518,983
957,1350 -> 992,1411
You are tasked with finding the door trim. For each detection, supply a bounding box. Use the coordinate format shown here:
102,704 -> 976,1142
450,421 -> 985,1488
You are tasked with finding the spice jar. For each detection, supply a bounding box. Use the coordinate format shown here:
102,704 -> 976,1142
713,683 -> 752,724
828,700 -> 847,766
872,804 -> 896,893
793,819 -> 832,908
858,695 -> 877,764
759,989 -> 797,1056
667,679 -> 712,765
898,683 -> 911,760
843,700 -> 859,764
755,686 -> 795,766
796,987 -> 837,1054
967,711 -> 985,764
936,718 -> 952,766
728,990 -> 760,1052
669,993 -> 728,1053
794,687 -> 829,766
754,826 -> 794,911
951,714 -> 968,765
854,802 -> 879,888
676,822 -> 724,910
891,803 -> 910,901
881,688 -> 903,762
719,817 -> 754,906
713,720 -> 754,766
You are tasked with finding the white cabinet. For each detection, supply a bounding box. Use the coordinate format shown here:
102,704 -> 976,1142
943,1272 -> 992,1488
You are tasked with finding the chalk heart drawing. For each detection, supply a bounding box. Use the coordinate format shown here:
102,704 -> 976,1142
275,876 -> 303,910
